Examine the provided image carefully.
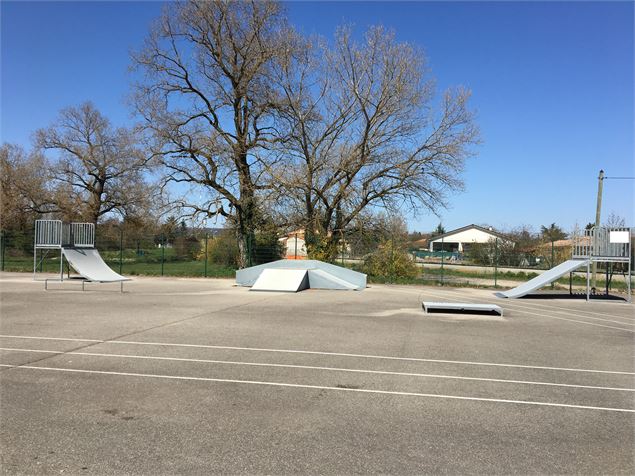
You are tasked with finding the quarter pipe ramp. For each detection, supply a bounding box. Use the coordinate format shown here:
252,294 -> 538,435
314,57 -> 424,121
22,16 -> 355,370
62,248 -> 130,282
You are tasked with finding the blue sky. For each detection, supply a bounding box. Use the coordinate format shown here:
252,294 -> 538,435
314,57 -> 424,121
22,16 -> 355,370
2,1 -> 633,233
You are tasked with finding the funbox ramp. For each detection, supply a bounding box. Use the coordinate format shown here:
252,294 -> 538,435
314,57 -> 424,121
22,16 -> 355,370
62,248 -> 130,282
495,259 -> 589,299
236,259 -> 366,292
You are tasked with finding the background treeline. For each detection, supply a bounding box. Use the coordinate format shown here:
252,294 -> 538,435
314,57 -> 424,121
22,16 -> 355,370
1,0 -> 478,274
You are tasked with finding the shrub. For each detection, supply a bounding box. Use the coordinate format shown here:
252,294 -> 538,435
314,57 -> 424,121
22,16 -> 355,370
363,240 -> 419,279
198,231 -> 239,268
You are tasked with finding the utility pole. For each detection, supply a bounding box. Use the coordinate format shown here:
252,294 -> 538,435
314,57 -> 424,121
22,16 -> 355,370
592,169 -> 604,289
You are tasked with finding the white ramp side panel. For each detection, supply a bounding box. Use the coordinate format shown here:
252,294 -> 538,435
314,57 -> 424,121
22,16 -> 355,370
495,259 -> 588,299
251,269 -> 309,292
62,248 -> 130,282
307,269 -> 359,290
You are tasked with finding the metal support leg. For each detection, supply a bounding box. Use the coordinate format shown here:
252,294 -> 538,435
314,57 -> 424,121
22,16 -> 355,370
586,261 -> 590,301
628,261 -> 632,303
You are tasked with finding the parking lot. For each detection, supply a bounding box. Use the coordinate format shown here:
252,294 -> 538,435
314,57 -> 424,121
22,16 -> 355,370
1,272 -> 633,474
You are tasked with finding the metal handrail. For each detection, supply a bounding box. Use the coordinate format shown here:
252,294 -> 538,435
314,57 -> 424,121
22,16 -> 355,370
64,222 -> 95,248
34,220 -> 63,248
572,227 -> 631,261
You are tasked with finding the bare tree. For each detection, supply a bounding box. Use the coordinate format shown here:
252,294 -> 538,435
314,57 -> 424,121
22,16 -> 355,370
274,26 -> 479,258
36,102 -> 154,224
132,0 -> 286,267
604,212 -> 626,228
0,144 -> 59,230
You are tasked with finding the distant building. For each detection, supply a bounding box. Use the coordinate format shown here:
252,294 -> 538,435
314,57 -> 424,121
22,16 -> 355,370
428,224 -> 512,253
279,229 -> 308,259
410,237 -> 430,250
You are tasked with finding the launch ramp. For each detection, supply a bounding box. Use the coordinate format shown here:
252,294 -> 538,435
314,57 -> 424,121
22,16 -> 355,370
495,259 -> 589,299
251,269 -> 310,292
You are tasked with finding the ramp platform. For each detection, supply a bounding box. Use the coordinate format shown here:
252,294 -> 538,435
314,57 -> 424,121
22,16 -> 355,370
422,301 -> 503,316
495,259 -> 588,299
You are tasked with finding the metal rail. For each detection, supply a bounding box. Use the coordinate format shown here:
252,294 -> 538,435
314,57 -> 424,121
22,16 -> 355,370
572,227 -> 631,262
34,220 -> 63,248
571,227 -> 632,302
64,222 -> 95,248
33,220 -> 95,281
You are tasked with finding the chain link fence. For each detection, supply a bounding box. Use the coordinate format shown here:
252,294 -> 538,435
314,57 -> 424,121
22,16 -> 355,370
1,225 -> 282,279
1,226 -> 632,293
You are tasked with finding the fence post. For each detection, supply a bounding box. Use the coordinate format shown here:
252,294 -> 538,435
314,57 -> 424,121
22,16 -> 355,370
550,240 -> 555,289
119,226 -> 124,274
341,229 -> 345,266
0,230 -> 4,272
440,235 -> 444,286
494,237 -> 498,288
390,236 -> 395,284
247,234 -> 252,267
161,234 -> 165,276
204,233 -> 208,278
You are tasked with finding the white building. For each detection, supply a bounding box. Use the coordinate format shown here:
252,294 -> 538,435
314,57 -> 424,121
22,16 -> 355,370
279,230 -> 308,259
428,224 -> 512,253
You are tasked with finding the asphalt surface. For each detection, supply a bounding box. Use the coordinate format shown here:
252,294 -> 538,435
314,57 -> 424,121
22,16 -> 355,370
1,272 -> 633,474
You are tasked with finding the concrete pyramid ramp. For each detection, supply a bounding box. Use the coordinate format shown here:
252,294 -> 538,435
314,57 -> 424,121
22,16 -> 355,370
251,268 -> 309,292
237,259 -> 366,291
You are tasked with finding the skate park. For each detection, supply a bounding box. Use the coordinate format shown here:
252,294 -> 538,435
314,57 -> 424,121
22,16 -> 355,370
2,0 -> 633,473
1,222 -> 634,473
1,266 -> 634,473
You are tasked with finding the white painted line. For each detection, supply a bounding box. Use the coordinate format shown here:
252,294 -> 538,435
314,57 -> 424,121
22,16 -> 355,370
0,335 -> 102,343
502,300 -> 635,326
512,309 -> 634,332
1,363 -> 633,413
417,289 -> 635,333
512,300 -> 635,322
1,334 -> 633,375
2,347 -> 633,392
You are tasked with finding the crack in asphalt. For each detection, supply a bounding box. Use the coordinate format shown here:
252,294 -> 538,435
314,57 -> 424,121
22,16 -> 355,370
0,294 -> 278,373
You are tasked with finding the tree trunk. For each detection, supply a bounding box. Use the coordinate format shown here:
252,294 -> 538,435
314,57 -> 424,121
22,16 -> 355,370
236,180 -> 256,269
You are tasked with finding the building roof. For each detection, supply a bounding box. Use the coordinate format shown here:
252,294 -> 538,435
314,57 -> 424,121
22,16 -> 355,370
537,236 -> 590,249
428,224 -> 511,242
410,238 -> 429,248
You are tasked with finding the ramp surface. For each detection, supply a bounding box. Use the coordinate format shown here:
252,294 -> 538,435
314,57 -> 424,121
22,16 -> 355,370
495,259 -> 588,299
251,268 -> 309,292
62,248 -> 130,282
307,269 -> 358,290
